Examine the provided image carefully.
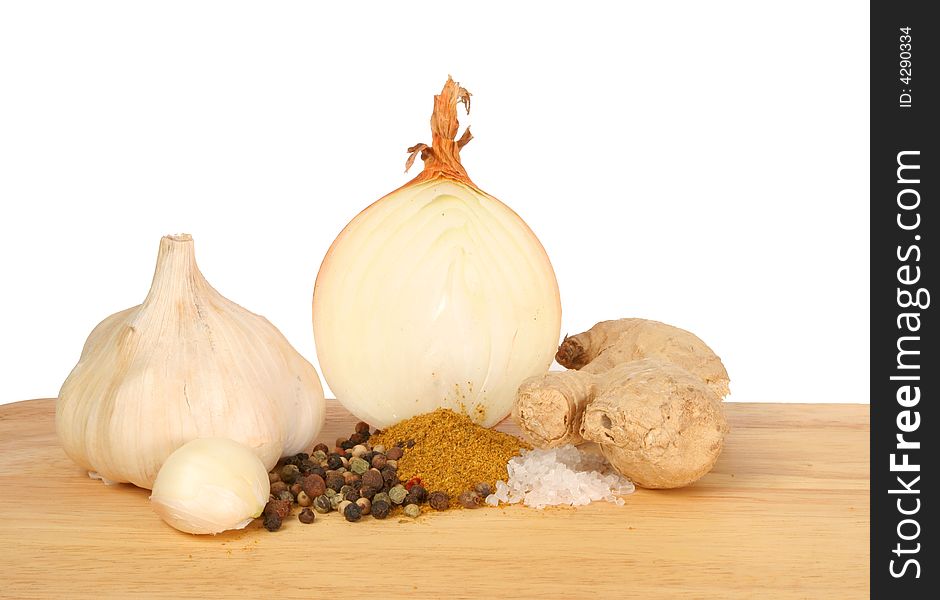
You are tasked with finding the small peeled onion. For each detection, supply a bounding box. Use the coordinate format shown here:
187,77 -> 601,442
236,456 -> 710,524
150,437 -> 270,535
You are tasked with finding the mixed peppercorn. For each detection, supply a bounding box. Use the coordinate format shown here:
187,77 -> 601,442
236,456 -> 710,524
260,421 -> 490,531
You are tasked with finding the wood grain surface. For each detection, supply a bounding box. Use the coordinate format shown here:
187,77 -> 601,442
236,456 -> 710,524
0,399 -> 869,599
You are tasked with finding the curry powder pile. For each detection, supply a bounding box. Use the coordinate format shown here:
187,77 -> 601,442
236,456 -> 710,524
371,408 -> 529,502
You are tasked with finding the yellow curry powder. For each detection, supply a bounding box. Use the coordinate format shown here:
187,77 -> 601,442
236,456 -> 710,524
371,408 -> 529,501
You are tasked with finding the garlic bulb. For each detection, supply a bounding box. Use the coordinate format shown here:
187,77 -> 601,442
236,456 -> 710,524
57,234 -> 325,489
314,78 -> 561,428
150,437 -> 270,534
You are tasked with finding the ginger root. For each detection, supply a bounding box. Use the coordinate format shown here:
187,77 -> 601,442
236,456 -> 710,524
556,318 -> 730,397
512,318 -> 730,488
579,359 -> 727,488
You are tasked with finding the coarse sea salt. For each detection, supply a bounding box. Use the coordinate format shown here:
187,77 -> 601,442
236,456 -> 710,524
484,445 -> 635,509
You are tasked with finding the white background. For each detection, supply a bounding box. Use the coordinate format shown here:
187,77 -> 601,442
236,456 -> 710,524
0,1 -> 870,406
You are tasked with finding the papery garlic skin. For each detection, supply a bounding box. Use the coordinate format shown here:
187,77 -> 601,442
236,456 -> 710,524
57,234 -> 325,489
314,79 -> 561,428
150,437 -> 270,535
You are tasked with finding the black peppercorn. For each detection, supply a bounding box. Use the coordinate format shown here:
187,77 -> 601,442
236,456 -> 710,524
381,467 -> 399,487
349,432 -> 366,445
298,508 -> 315,524
359,485 -> 379,499
371,500 -> 390,519
386,446 -> 404,461
344,489 -> 359,503
428,491 -> 450,511
343,502 -> 362,522
263,512 -> 282,531
326,453 -> 343,470
299,459 -> 317,474
325,472 -> 345,492
308,466 -> 327,480
340,439 -> 356,450
408,484 -> 429,504
406,439 -> 416,448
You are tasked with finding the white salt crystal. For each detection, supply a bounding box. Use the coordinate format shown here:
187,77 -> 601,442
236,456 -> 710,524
489,445 -> 635,509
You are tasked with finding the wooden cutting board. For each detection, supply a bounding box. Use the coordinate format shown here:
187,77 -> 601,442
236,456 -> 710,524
0,399 -> 869,599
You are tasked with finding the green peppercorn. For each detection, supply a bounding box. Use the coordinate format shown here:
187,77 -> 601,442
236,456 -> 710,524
403,504 -> 421,518
428,491 -> 450,511
371,500 -> 391,519
344,502 -> 362,522
313,495 -> 332,513
276,490 -> 294,503
279,464 -> 301,485
324,488 -> 337,499
373,492 -> 391,506
386,446 -> 403,461
388,484 -> 407,505
311,450 -> 328,463
339,485 -> 353,497
298,508 -> 315,524
330,494 -> 344,510
458,490 -> 483,508
349,457 -> 369,475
